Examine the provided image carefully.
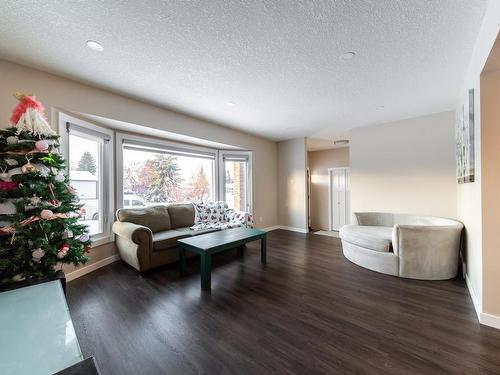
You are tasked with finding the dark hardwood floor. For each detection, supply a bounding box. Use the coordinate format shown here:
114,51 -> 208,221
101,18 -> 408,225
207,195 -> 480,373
67,230 -> 500,375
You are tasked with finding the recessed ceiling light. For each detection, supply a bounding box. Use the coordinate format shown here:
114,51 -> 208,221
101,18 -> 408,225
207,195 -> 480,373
86,40 -> 104,52
340,52 -> 356,60
226,101 -> 236,106
376,105 -> 385,110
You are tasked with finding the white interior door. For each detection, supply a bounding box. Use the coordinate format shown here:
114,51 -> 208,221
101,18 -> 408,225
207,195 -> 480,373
329,167 -> 350,231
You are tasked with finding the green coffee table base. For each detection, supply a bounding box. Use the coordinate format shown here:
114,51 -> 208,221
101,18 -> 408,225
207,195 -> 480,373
178,228 -> 267,290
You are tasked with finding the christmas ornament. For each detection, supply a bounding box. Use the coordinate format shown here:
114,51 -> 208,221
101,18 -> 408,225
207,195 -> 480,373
21,155 -> 37,174
0,166 -> 10,182
7,167 -> 22,179
0,200 -> 17,215
67,185 -> 76,195
57,243 -> 70,259
54,172 -> 65,182
10,93 -> 56,137
79,233 -> 90,242
6,136 -> 18,145
25,195 -> 41,211
40,209 -> 54,220
5,158 -> 18,166
30,195 -> 41,206
39,153 -> 57,166
31,248 -> 45,263
11,274 -> 25,282
19,215 -> 39,226
0,225 -> 15,236
47,199 -> 61,207
32,163 -> 50,177
62,229 -> 73,239
0,181 -> 18,191
34,140 -> 49,151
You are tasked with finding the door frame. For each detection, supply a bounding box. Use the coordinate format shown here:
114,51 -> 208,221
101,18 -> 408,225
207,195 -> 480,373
328,167 -> 350,231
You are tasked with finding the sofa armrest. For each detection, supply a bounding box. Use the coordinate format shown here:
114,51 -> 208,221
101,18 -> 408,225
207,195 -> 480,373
224,209 -> 254,228
112,221 -> 152,245
392,224 -> 463,279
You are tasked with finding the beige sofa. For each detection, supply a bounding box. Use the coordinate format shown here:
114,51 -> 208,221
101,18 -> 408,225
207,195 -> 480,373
112,203 -> 251,272
339,212 -> 464,280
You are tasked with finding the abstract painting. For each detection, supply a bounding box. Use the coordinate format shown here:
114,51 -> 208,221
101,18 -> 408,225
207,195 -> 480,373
456,88 -> 475,184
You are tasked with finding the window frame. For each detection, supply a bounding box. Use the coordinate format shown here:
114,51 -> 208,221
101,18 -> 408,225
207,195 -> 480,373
116,133 -> 218,209
58,112 -> 115,247
218,150 -> 253,214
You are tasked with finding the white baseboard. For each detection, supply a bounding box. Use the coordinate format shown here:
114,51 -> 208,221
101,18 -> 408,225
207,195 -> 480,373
66,254 -> 120,282
262,225 -> 281,232
465,274 -> 481,321
466,273 -> 500,330
480,312 -> 500,330
277,226 -> 308,233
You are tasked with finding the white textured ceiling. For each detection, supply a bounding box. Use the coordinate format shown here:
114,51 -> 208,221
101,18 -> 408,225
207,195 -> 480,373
0,0 -> 489,141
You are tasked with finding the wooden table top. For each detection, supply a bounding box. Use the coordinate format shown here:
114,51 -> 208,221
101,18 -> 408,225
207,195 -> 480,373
177,227 -> 266,250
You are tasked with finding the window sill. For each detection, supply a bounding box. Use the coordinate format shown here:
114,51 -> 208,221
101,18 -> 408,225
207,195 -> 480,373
89,234 -> 114,248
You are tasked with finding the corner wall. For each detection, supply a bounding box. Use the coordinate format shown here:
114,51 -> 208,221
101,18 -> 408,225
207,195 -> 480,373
278,138 -> 307,231
457,0 -> 500,327
350,111 -> 457,218
308,147 -> 349,230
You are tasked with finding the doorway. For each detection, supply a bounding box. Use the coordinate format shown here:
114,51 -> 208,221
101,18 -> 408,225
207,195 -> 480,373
328,167 -> 350,231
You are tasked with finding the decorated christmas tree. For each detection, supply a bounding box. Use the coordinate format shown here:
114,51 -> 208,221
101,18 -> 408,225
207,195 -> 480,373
0,93 -> 90,282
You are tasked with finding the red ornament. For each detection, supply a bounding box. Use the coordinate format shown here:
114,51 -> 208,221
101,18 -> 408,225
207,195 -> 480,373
59,243 -> 70,252
0,181 -> 18,190
10,93 -> 47,125
57,243 -> 70,259
47,199 -> 61,207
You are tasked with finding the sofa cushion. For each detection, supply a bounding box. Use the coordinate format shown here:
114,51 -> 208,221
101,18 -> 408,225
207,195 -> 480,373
168,203 -> 195,229
152,230 -> 190,252
117,205 -> 171,233
340,225 -> 393,253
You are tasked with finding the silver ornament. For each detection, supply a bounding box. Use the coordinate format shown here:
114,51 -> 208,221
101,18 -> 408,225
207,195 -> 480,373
32,248 -> 45,263
62,229 -> 74,239
6,136 -> 19,145
55,173 -> 65,182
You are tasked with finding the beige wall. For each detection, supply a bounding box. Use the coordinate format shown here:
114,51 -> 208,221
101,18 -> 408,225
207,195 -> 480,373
307,147 -> 349,230
278,138 -> 307,230
480,69 -> 500,318
350,111 -> 457,218
456,0 -> 500,324
0,59 -> 278,274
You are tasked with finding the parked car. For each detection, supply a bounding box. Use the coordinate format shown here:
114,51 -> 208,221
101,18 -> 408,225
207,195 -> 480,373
123,194 -> 146,208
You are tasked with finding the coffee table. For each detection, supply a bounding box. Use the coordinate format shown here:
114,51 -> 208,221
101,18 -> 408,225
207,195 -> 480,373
177,227 -> 267,290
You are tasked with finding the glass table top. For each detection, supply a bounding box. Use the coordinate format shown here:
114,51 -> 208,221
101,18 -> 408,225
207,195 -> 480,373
0,280 -> 83,375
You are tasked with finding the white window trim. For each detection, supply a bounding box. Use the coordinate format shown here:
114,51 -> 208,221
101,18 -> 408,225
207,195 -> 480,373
218,150 -> 253,214
116,132 -> 219,209
58,112 -> 115,247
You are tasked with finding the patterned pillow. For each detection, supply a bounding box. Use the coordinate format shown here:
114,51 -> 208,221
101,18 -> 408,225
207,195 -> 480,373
193,201 -> 228,225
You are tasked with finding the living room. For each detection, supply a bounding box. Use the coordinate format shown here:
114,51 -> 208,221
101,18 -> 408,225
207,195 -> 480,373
1,1 -> 500,374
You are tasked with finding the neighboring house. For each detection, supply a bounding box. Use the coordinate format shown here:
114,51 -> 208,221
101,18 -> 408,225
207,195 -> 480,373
69,170 -> 98,220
